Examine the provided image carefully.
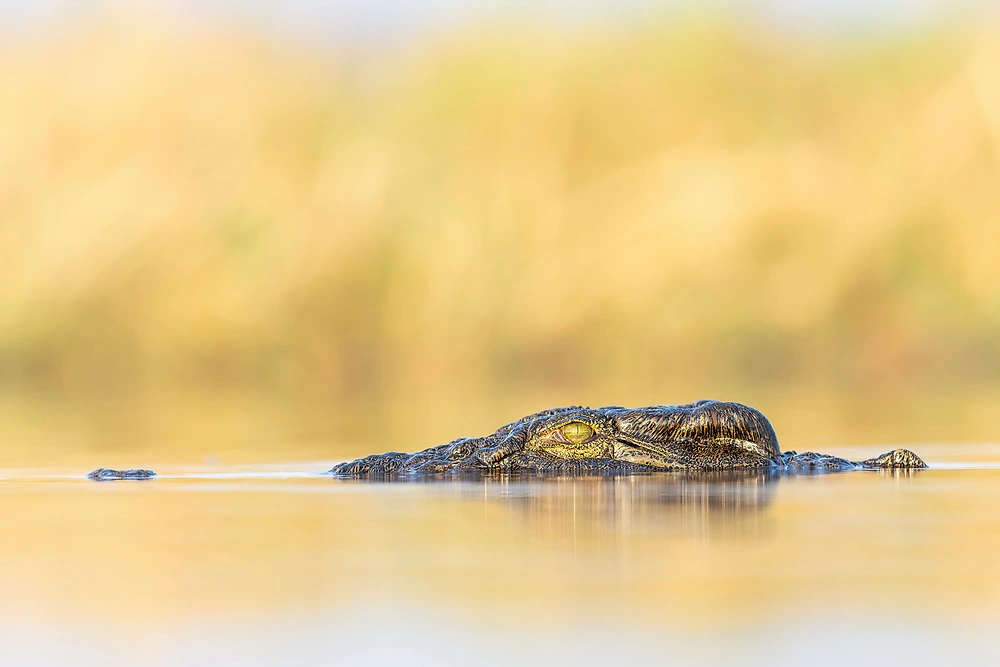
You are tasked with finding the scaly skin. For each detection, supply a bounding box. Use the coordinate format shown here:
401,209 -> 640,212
87,401 -> 927,480
327,401 -> 926,476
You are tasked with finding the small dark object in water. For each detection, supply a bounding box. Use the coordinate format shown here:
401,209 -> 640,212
87,468 -> 157,481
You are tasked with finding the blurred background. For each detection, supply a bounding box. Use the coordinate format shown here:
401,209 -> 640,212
2,0 -> 1000,466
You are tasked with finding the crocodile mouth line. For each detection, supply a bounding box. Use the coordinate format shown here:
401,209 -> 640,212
614,437 -> 674,457
612,435 -> 779,468
611,436 -> 690,468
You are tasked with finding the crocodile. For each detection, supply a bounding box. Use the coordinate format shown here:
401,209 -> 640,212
327,400 -> 926,475
87,400 -> 925,480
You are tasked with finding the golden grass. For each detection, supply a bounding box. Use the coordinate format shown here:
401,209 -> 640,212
2,12 -> 1000,408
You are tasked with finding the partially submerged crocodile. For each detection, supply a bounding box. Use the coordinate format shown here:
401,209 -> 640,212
88,400 -> 926,480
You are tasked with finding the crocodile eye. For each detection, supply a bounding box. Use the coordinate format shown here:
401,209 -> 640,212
561,421 -> 594,444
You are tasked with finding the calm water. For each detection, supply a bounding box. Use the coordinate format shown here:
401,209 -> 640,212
1,441 -> 999,665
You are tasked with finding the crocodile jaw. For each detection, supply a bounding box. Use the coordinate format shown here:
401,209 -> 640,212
609,401 -> 782,469
611,439 -> 692,469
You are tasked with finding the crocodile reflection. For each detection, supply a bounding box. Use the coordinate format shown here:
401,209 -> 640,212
342,470 -> 782,539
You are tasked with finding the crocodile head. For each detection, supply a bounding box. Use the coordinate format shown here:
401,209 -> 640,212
503,400 -> 781,471
329,400 -> 783,474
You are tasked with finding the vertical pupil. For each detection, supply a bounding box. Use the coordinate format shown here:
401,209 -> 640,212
564,422 -> 592,441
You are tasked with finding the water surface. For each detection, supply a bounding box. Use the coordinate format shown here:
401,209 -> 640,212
1,442 -> 999,664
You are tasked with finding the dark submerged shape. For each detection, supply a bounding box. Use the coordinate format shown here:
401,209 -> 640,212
87,468 -> 157,481
328,400 -> 927,476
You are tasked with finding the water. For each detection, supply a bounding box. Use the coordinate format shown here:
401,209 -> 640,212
1,441 -> 999,665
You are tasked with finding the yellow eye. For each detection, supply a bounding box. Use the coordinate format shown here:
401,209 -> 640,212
561,421 -> 594,444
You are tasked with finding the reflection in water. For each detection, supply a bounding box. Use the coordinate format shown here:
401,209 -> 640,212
1,457 -> 1000,660
341,470 -> 779,540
